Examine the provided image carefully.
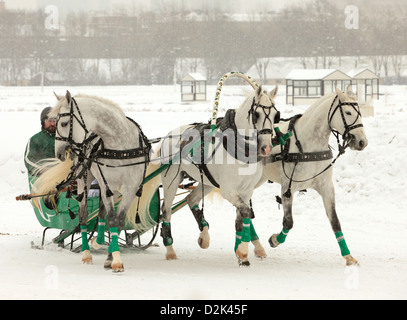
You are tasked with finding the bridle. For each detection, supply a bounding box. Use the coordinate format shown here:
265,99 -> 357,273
328,95 -> 363,153
248,97 -> 280,136
55,97 -> 98,160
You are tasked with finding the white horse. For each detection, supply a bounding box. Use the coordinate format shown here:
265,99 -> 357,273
256,86 -> 368,266
152,85 -> 279,266
35,91 -> 151,272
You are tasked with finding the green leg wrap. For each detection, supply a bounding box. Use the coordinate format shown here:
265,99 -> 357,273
335,231 -> 351,256
96,219 -> 106,245
234,219 -> 251,252
241,218 -> 251,242
234,231 -> 242,253
80,225 -> 90,251
276,227 -> 289,244
162,222 -> 173,246
250,220 -> 259,242
108,227 -> 120,253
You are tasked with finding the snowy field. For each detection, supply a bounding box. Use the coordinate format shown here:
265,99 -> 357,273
0,84 -> 406,301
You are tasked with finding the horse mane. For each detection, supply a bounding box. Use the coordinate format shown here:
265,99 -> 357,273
49,93 -> 125,118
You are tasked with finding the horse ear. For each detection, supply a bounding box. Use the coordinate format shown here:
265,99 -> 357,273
65,90 -> 72,103
335,87 -> 346,102
269,86 -> 278,99
255,85 -> 263,101
54,92 -> 63,101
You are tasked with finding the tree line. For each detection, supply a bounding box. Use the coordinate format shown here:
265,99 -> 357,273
0,0 -> 406,85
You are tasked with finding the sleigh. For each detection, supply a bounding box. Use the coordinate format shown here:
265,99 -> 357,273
19,162 -> 190,252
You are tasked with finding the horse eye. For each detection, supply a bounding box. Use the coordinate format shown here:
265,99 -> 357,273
61,121 -> 68,127
345,111 -> 352,116
253,112 -> 260,122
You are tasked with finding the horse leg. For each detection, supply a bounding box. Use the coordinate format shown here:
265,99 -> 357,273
234,208 -> 267,261
76,179 -> 93,264
91,201 -> 107,250
316,182 -> 358,266
161,167 -> 183,260
269,191 -> 293,248
234,201 -> 253,266
103,195 -> 124,272
186,184 -> 213,249
250,220 -> 267,259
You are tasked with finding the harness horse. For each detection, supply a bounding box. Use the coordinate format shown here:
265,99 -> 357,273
47,91 -> 151,272
257,86 -> 368,265
152,73 -> 280,266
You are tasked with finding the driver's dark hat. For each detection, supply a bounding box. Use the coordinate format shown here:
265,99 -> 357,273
40,106 -> 53,126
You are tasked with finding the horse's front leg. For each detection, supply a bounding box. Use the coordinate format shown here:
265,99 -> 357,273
316,181 -> 358,266
250,220 -> 267,259
269,190 -> 293,248
160,166 -> 183,260
234,202 -> 253,266
235,206 -> 267,259
91,200 -> 107,250
103,195 -> 124,272
76,179 -> 93,264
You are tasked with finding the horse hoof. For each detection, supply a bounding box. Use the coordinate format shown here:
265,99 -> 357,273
81,250 -> 93,264
268,234 -> 280,248
111,252 -> 124,272
252,240 -> 267,259
91,237 -> 103,250
345,255 -> 359,266
166,253 -> 178,260
198,237 -> 210,249
104,253 -> 113,269
112,264 -> 124,273
254,249 -> 267,259
165,245 -> 178,260
237,258 -> 250,267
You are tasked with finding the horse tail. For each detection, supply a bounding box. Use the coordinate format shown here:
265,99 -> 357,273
31,157 -> 73,195
206,187 -> 223,202
126,161 -> 162,231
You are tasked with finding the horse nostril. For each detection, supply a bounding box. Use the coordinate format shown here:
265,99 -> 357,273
359,140 -> 365,149
261,145 -> 271,155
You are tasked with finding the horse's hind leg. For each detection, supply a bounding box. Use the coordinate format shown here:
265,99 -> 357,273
186,184 -> 213,249
316,182 -> 358,266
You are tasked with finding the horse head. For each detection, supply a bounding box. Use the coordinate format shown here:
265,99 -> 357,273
330,87 -> 368,151
245,85 -> 279,157
52,90 -> 89,161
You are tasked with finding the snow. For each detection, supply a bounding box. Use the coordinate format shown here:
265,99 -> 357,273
1,84 -> 406,300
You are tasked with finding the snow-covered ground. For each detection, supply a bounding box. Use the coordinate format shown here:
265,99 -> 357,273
0,84 -> 406,300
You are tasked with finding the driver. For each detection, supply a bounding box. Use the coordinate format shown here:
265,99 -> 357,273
24,107 -> 56,176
